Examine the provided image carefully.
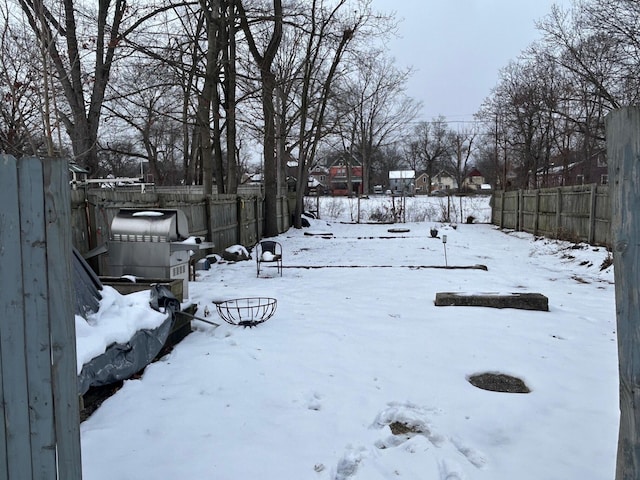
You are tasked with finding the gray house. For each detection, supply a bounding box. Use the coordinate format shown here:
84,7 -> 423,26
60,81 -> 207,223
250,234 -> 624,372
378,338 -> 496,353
388,170 -> 416,195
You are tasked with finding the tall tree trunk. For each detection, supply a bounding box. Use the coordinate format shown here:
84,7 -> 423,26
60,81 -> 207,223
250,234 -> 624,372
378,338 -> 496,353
182,13 -> 206,185
238,0 -> 283,237
224,0 -> 238,193
262,70 -> 278,235
198,0 -> 222,195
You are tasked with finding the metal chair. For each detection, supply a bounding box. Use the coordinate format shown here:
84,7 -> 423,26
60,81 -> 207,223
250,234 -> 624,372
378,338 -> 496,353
255,240 -> 283,277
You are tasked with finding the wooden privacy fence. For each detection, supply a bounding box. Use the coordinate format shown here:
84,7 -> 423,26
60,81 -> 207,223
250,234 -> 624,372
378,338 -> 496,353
491,184 -> 611,247
71,188 -> 292,265
0,156 -> 82,479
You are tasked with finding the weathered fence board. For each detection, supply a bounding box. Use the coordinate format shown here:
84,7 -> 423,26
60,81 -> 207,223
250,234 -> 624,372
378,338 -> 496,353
0,329 -> 6,480
44,158 -> 82,480
606,107 -> 640,479
209,196 -> 240,250
492,184 -> 611,246
0,156 -> 81,480
20,157 -> 57,479
0,155 -> 33,479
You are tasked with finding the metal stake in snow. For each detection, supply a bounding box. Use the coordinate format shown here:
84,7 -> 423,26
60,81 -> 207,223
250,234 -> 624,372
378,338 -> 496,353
442,234 -> 448,267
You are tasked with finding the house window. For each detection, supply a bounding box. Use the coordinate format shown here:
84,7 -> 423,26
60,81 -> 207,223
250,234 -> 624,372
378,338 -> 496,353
600,174 -> 608,185
576,174 -> 585,185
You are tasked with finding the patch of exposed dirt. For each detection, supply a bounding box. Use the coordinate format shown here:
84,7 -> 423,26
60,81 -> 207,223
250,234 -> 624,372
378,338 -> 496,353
468,372 -> 530,394
389,421 -> 423,435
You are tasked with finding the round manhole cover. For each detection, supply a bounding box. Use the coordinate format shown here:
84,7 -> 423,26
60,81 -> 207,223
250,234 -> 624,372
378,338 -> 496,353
468,372 -> 530,393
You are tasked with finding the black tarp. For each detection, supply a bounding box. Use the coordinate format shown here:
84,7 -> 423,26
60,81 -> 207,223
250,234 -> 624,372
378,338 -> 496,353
77,316 -> 172,395
73,249 -> 173,395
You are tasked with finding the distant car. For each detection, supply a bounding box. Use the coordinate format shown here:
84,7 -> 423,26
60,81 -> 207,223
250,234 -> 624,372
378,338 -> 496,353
385,189 -> 392,195
430,189 -> 448,196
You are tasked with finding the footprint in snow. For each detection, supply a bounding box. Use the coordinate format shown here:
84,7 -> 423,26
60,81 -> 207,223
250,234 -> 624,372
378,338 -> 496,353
450,437 -> 487,469
305,391 -> 323,411
333,445 -> 366,480
439,459 -> 466,480
371,401 -> 445,448
372,401 -> 487,470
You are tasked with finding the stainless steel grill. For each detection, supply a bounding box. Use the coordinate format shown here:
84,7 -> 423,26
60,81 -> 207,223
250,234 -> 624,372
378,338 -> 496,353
104,209 -> 199,298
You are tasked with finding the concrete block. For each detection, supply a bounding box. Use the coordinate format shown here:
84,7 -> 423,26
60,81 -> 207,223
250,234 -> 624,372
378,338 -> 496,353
434,292 -> 549,311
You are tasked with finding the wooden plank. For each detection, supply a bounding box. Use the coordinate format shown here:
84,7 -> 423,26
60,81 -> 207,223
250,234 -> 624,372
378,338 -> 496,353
434,292 -> 549,311
555,188 -> 562,237
19,157 -> 57,479
517,189 -> 523,231
0,154 -> 33,479
534,189 -> 540,235
605,108 -> 640,480
0,324 -> 6,480
0,156 -> 14,480
43,158 -> 82,480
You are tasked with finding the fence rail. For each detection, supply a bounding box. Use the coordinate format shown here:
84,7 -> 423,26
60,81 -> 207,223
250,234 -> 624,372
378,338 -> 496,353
491,184 -> 611,246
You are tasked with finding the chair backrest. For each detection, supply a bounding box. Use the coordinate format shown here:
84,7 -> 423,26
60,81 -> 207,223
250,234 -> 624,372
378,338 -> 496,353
260,240 -> 278,254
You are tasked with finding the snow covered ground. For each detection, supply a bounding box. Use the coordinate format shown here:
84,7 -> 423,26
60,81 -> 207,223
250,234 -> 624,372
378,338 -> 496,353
80,195 -> 619,480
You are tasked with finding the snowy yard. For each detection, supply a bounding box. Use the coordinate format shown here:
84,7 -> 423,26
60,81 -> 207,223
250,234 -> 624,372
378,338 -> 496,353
80,196 -> 619,480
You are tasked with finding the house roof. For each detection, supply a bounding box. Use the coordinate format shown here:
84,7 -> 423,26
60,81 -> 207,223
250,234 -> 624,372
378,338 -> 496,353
389,170 -> 415,179
308,177 -> 323,187
329,157 -> 362,167
69,162 -> 89,174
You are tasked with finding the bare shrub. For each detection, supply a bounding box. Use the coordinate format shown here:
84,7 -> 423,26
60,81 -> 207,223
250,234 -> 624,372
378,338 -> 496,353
600,251 -> 613,271
321,197 -> 346,220
368,205 -> 394,223
405,203 -> 439,222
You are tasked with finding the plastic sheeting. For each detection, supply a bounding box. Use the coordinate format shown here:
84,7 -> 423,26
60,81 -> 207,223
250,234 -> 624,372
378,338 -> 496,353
74,250 -> 176,395
73,247 -> 103,319
77,314 -> 173,395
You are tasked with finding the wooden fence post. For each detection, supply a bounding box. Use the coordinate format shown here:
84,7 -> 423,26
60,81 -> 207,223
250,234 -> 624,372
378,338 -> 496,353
588,183 -> 598,245
606,107 -> 640,479
517,189 -> 524,231
0,156 -> 81,479
534,189 -> 540,236
555,187 -> 563,237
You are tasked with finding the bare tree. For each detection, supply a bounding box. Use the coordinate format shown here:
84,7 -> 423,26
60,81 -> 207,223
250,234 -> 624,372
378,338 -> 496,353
289,0 -> 388,228
0,6 -> 47,155
16,0 -> 163,172
102,59 -> 184,183
406,116 -> 449,194
333,52 -> 419,194
445,127 -> 476,193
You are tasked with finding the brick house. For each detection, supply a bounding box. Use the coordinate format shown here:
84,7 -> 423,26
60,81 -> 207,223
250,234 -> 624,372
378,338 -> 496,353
328,160 -> 362,195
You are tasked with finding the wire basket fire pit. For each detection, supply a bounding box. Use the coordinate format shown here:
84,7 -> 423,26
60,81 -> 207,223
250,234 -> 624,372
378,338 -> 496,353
214,297 -> 277,328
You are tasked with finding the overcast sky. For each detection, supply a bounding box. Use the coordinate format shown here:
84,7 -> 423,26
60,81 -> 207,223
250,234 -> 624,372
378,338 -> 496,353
370,0 -> 574,123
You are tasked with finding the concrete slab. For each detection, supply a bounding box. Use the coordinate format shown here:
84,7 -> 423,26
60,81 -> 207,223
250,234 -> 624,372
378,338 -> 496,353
434,292 -> 549,311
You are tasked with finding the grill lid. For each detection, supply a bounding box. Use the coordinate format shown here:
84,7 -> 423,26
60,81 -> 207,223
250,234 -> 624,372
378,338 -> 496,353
111,209 -> 190,242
